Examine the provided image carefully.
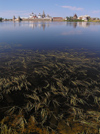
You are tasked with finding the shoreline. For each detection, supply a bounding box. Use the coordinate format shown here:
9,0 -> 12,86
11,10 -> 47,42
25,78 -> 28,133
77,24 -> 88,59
1,19 -> 100,22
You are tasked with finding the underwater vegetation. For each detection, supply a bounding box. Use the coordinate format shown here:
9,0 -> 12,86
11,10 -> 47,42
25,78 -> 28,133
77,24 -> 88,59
1,44 -> 100,133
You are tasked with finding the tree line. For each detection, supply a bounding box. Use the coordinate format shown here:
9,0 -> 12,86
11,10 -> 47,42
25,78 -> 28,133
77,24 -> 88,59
0,18 -> 3,21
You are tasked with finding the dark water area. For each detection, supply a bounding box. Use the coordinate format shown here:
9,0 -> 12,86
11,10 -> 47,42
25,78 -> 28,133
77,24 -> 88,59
0,21 -> 100,52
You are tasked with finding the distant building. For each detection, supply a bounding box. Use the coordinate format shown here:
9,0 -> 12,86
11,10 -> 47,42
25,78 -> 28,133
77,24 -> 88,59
13,16 -> 16,21
29,12 -> 37,19
46,14 -> 52,19
38,13 -> 42,19
29,12 -> 34,18
29,11 -> 51,19
42,11 -> 45,18
18,16 -> 21,21
65,18 -> 67,21
19,11 -> 53,20
78,15 -> 90,21
73,14 -> 78,19
53,17 -> 64,21
44,15 -> 52,20
47,14 -> 50,18
97,18 -> 100,20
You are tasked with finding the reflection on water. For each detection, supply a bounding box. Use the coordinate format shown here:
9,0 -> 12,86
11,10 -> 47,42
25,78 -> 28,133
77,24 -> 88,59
66,22 -> 91,28
66,22 -> 100,28
11,21 -> 100,29
13,21 -> 49,30
2,21 -> 100,30
0,21 -> 100,51
27,22 -> 90,29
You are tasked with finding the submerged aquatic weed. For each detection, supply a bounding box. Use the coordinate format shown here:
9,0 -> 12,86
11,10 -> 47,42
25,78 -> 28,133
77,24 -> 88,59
0,46 -> 100,133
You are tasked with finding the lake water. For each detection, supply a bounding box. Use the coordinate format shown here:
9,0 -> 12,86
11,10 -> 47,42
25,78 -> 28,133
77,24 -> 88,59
0,21 -> 100,51
1,21 -> 100,133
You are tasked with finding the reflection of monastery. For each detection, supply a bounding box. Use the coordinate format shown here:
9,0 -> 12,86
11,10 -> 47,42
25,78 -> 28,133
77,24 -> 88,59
66,22 -> 90,28
28,22 -> 50,30
77,22 -> 90,28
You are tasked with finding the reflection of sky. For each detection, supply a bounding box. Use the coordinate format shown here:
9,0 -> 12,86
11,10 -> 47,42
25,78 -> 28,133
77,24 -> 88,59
0,22 -> 100,51
62,30 -> 82,35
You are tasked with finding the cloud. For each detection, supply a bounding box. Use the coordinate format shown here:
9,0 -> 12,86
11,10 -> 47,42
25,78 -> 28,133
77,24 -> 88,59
92,10 -> 100,14
61,6 -> 83,11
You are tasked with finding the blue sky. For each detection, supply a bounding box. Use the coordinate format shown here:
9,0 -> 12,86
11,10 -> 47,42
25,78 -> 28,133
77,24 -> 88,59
0,0 -> 100,19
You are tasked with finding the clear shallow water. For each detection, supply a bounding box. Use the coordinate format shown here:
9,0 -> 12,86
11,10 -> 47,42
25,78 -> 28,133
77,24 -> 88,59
0,21 -> 100,51
1,21 -> 100,134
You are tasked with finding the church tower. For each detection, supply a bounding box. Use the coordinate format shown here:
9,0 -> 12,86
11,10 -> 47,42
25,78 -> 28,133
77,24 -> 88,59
13,16 -> 15,21
42,11 -> 45,18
